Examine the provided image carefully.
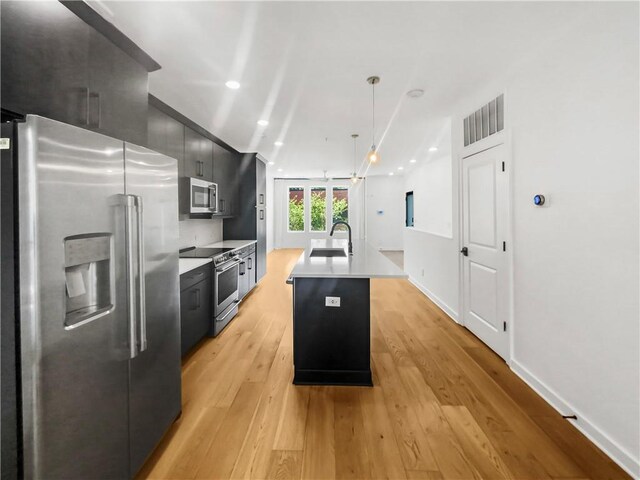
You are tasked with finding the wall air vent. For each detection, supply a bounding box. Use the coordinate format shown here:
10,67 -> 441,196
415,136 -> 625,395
463,94 -> 504,147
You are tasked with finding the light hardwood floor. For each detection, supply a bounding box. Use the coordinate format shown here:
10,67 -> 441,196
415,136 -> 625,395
138,249 -> 629,480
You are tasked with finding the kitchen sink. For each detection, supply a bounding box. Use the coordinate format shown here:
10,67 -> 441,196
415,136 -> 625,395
309,248 -> 347,258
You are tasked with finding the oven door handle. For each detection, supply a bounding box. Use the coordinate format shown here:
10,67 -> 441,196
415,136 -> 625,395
216,259 -> 240,274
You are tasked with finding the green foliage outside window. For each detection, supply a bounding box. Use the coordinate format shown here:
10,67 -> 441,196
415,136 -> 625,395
288,196 -> 304,231
310,191 -> 327,231
288,190 -> 349,232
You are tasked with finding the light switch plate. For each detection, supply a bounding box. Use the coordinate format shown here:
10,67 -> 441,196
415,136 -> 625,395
325,296 -> 341,307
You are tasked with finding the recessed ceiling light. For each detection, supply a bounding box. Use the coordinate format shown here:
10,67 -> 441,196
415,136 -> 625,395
397,166 -> 404,170
429,146 -> 438,152
274,141 -> 284,146
407,89 -> 425,98
409,159 -> 417,163
388,172 -> 394,176
268,161 -> 275,166
257,120 -> 269,126
225,80 -> 240,90
277,168 -> 283,172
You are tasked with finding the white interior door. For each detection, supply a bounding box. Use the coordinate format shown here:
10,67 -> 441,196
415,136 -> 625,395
461,143 -> 510,359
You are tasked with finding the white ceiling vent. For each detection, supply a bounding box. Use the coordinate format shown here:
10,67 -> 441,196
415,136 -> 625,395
463,94 -> 504,146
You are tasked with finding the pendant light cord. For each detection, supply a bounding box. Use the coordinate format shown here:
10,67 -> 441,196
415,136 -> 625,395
353,136 -> 357,172
371,83 -> 375,146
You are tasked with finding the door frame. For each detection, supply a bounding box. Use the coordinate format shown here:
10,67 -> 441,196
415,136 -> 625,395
274,178 -> 365,249
457,128 -> 514,364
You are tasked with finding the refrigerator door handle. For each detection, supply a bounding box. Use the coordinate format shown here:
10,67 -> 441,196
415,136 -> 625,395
134,195 -> 147,352
122,194 -> 138,358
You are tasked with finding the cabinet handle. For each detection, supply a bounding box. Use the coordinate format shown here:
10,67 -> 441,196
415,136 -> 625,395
197,161 -> 203,177
248,257 -> 252,270
259,210 -> 264,220
80,87 -> 90,126
220,199 -> 225,212
88,91 -> 101,129
259,193 -> 264,205
191,288 -> 201,310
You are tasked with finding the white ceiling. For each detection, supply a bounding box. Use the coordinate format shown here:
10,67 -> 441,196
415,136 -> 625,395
95,1 -> 590,177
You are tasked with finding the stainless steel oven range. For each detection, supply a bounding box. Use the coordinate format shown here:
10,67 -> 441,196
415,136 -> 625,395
179,247 -> 240,336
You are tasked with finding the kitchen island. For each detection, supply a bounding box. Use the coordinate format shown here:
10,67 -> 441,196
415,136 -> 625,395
288,239 -> 407,386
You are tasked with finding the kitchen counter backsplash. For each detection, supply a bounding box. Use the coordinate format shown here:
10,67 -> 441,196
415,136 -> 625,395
179,217 -> 223,249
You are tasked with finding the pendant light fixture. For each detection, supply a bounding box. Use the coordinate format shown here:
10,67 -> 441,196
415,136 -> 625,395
366,76 -> 381,164
350,134 -> 359,184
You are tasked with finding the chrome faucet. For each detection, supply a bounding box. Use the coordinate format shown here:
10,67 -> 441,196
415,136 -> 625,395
330,221 -> 353,255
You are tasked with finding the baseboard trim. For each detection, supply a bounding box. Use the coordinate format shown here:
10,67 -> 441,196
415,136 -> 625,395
511,359 -> 639,478
408,275 -> 459,322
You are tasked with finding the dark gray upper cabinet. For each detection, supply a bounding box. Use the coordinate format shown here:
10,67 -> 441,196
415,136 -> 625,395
184,127 -> 213,181
147,105 -> 168,156
1,1 -> 149,145
165,117 -> 185,177
213,144 -> 239,217
1,1 -> 90,125
223,154 -> 267,282
200,138 -> 214,182
147,105 -> 185,176
87,28 -> 148,144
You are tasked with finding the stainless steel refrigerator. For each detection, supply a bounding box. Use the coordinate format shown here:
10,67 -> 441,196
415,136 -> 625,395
12,115 -> 181,479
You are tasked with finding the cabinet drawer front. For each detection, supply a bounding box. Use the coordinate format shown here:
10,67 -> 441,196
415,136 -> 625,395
180,264 -> 211,291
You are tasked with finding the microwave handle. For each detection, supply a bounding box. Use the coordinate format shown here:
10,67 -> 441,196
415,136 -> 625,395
208,185 -> 217,212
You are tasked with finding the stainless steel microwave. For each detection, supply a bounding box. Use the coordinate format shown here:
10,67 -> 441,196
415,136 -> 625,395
180,177 -> 218,214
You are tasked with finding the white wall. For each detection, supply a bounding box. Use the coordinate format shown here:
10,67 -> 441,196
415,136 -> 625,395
365,175 -> 405,251
403,145 -> 460,319
406,4 -> 639,474
178,218 -> 223,249
266,172 -> 275,253
408,154 -> 453,237
501,6 -> 638,474
274,178 -> 365,249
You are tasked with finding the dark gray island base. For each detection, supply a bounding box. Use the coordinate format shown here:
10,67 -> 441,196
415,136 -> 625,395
289,239 -> 407,387
293,277 -> 372,386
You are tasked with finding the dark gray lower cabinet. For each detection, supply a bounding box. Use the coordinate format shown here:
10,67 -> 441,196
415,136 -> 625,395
248,250 -> 257,291
237,243 -> 257,301
179,265 -> 212,357
238,258 -> 249,300
292,277 -> 372,386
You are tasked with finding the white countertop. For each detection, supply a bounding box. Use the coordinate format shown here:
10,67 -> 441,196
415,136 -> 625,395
179,240 -> 256,275
289,239 -> 408,279
179,258 -> 212,276
201,239 -> 257,249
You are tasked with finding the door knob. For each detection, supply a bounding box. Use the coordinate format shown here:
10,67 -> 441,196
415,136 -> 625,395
460,247 -> 468,256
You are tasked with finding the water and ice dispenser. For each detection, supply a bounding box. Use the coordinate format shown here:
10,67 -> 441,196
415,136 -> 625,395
64,233 -> 114,329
